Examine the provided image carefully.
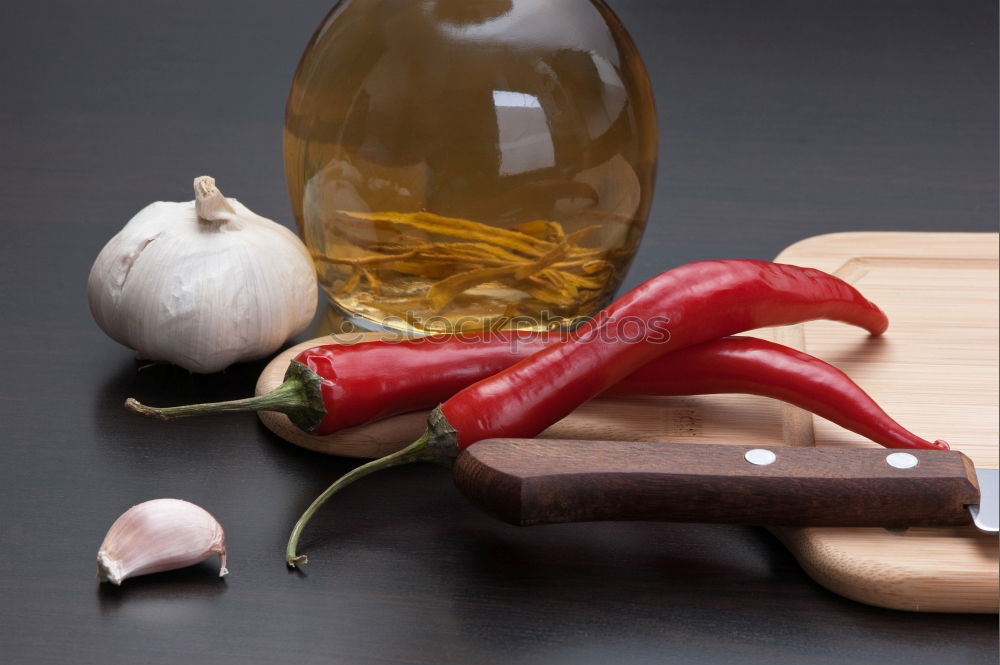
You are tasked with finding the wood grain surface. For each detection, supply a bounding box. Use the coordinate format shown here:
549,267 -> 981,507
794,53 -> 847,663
3,1 -> 998,664
769,232 -> 1000,614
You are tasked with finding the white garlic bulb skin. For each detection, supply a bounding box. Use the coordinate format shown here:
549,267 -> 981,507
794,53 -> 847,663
88,177 -> 317,373
97,498 -> 228,585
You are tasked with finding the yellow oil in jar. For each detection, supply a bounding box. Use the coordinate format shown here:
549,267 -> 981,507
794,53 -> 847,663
285,0 -> 657,333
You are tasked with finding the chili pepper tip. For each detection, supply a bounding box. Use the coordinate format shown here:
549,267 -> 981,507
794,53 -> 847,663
124,397 -> 169,420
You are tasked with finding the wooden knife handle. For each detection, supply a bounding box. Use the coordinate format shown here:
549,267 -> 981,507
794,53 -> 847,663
453,439 -> 980,528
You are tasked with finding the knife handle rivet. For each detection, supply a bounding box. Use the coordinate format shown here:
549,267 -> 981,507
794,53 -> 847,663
886,452 -> 919,469
744,449 -> 777,466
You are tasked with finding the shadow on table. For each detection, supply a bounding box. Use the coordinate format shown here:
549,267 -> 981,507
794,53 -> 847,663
97,560 -> 228,616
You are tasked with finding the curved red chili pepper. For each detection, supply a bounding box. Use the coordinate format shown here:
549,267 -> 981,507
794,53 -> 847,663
607,336 -> 948,451
438,260 -> 887,446
284,259 -> 892,566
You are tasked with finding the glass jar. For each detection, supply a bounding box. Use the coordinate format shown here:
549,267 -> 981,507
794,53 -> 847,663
285,0 -> 657,334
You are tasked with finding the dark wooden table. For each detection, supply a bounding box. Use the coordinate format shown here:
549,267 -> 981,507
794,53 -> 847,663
2,1 -> 996,663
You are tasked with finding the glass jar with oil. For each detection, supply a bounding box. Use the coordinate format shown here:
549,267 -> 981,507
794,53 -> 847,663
285,0 -> 657,334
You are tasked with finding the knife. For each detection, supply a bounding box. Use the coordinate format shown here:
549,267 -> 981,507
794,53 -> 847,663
453,439 -> 998,532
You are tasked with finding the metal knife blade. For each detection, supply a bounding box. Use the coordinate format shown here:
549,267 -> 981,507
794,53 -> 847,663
454,439 -> 997,532
971,469 -> 998,532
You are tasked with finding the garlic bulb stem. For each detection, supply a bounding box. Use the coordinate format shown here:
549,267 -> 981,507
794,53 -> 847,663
194,175 -> 239,227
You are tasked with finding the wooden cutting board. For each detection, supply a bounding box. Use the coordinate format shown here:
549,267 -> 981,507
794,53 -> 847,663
256,232 -> 999,613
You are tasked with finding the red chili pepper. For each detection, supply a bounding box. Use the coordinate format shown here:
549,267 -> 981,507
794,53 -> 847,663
609,336 -> 948,451
126,333 -> 945,453
283,259 -> 894,566
126,330 -> 555,433
282,330 -> 557,434
126,333 -> 946,451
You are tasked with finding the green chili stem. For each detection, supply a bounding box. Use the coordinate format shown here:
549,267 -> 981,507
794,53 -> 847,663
125,378 -> 307,420
285,432 -> 433,567
124,361 -> 328,432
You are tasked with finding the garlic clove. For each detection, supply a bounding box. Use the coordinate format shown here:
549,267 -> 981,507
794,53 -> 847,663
97,498 -> 228,585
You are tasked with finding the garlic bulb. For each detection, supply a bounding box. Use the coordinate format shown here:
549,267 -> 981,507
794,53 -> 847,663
88,176 -> 318,373
97,498 -> 228,585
